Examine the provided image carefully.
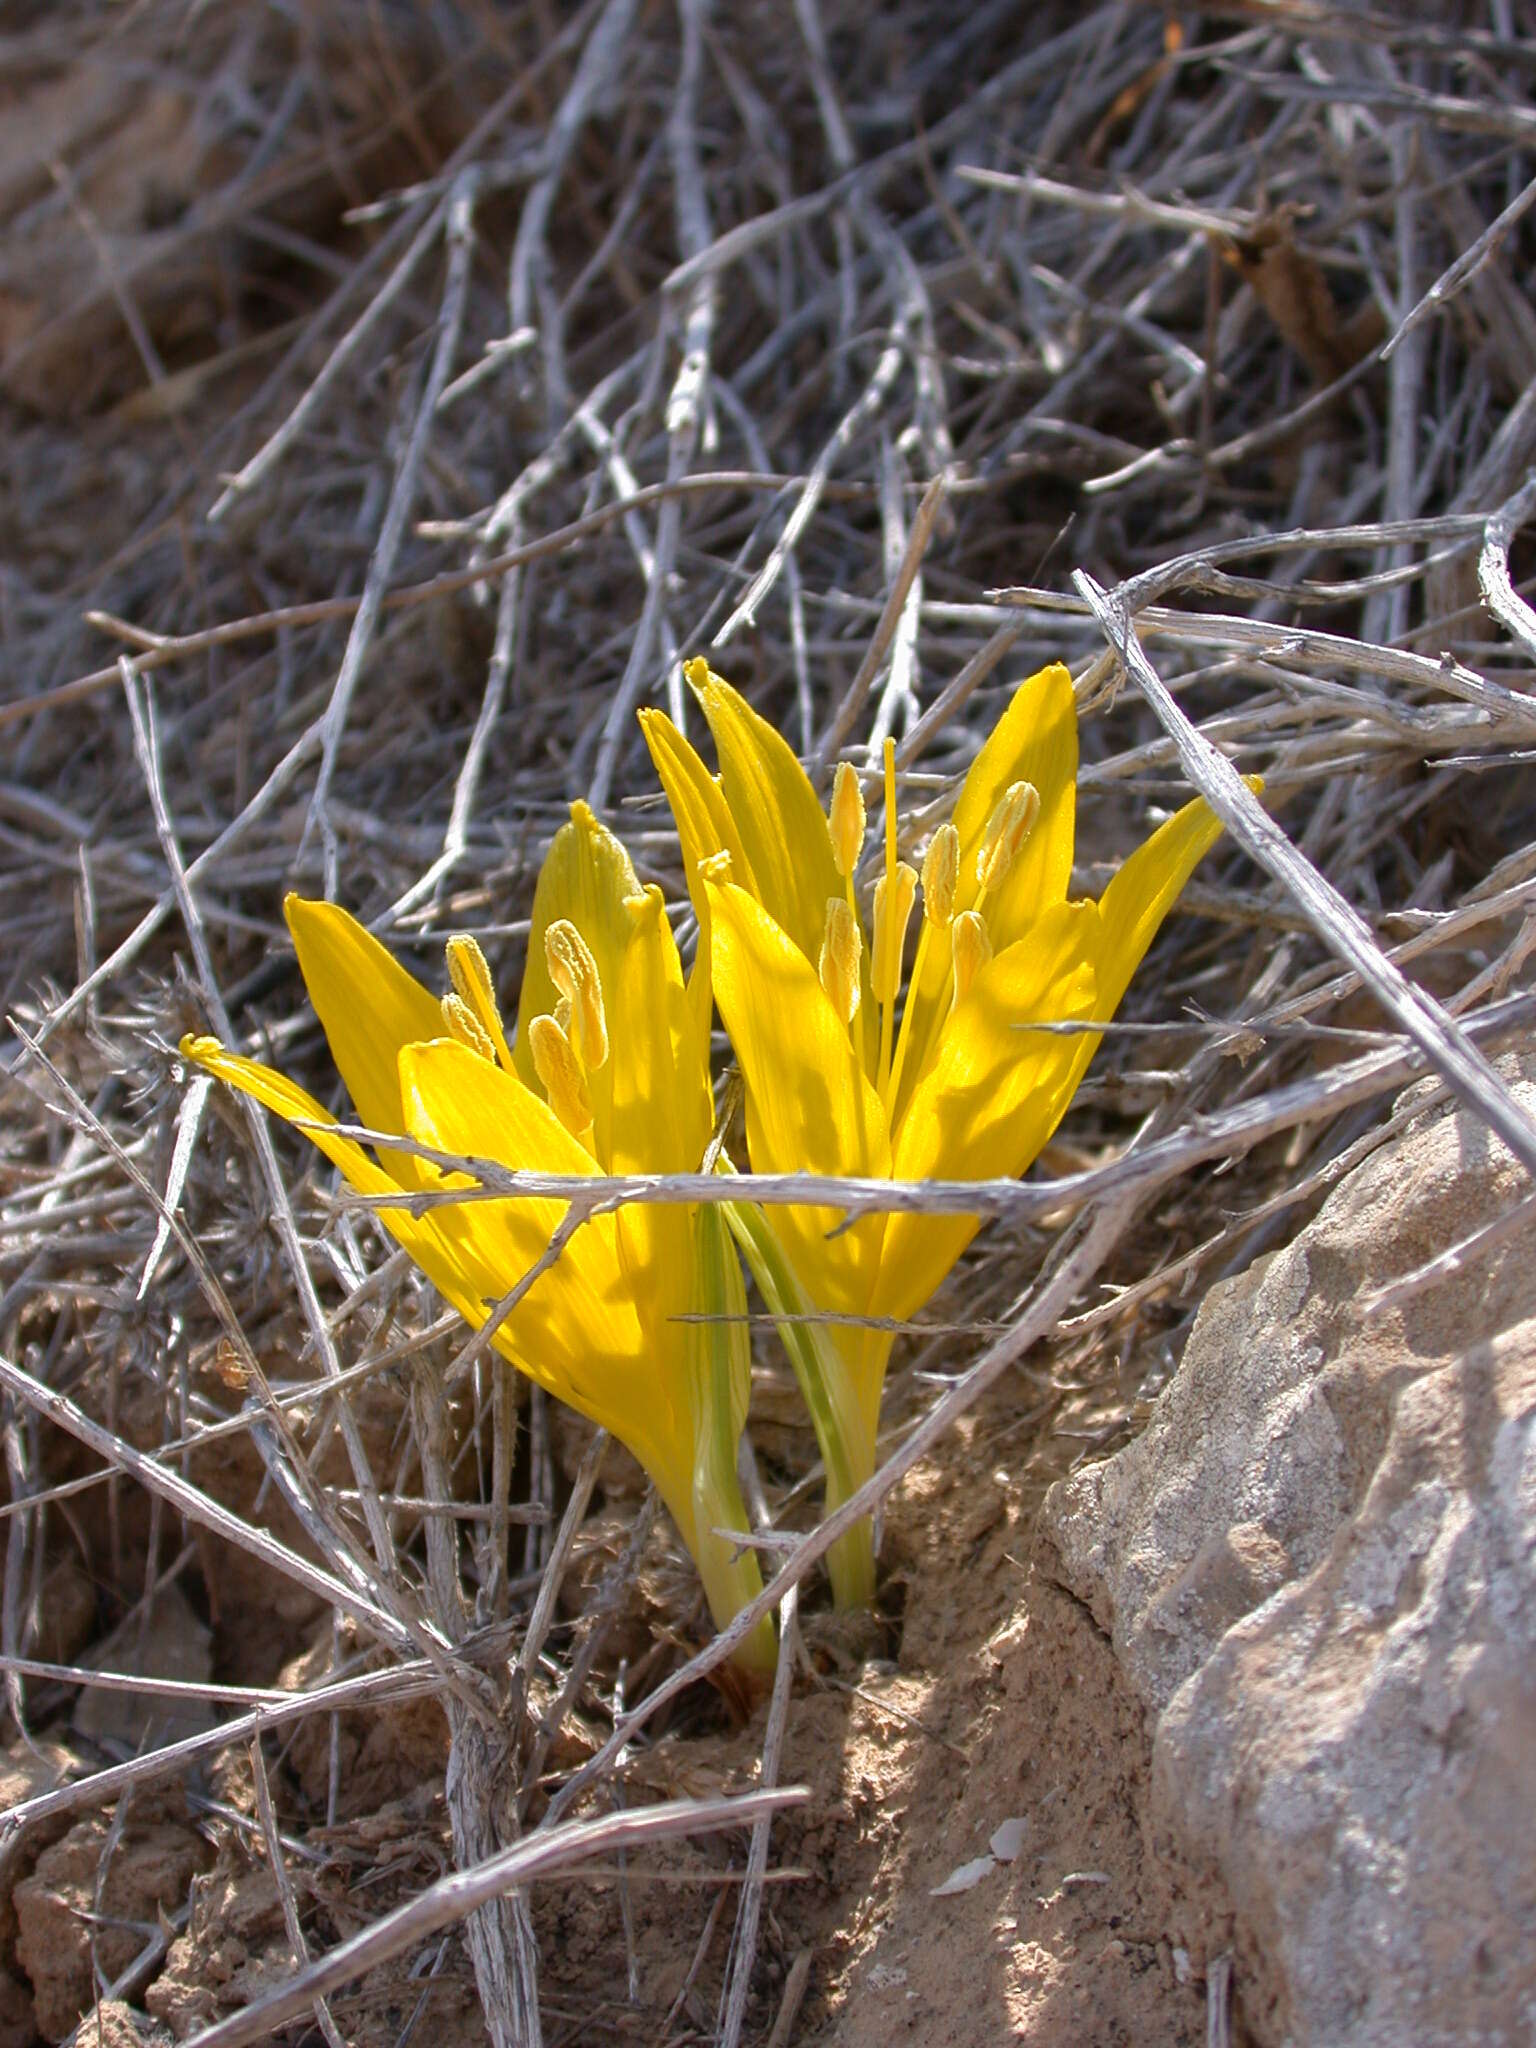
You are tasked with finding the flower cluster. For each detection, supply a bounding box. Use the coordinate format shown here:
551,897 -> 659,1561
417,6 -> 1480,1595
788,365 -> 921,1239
184,661 -> 1241,1668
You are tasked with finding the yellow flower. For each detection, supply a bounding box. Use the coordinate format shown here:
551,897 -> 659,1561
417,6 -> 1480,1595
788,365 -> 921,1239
182,802 -> 775,1672
642,659 -> 1248,1606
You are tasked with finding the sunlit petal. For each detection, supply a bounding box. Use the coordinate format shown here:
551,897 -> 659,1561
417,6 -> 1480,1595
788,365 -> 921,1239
894,662 -> 1078,1116
396,1039 -> 666,1446
875,902 -> 1100,1323
690,662 -> 843,970
1095,788 -> 1246,1016
608,884 -> 712,1321
637,706 -> 756,1038
180,1034 -> 481,1333
285,896 -> 442,1188
706,874 -> 889,1315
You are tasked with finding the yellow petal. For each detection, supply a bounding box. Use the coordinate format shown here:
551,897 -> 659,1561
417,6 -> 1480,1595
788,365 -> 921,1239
895,663 -> 1079,1118
706,875 -> 889,1317
638,705 -> 758,906
396,1039 -> 665,1447
513,801 -> 637,1162
284,897 -> 443,1189
689,661 -> 843,971
608,886 -> 711,1177
952,663 -> 1078,921
180,1034 -> 482,1333
608,884 -> 713,1320
638,706 -> 757,1039
876,901 -> 1100,1323
1095,788 -> 1246,1016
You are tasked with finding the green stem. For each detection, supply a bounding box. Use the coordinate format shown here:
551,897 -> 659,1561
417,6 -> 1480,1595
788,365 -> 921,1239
689,1203 -> 777,1674
688,1448 -> 778,1677
724,1199 -> 878,1611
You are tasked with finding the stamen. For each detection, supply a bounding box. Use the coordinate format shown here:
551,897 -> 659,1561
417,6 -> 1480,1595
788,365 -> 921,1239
828,761 -> 866,879
441,992 -> 495,1063
545,920 -> 609,1071
818,897 -> 862,1025
951,909 -> 993,1010
872,861 -> 918,1005
528,1014 -> 592,1137
921,825 -> 959,928
445,934 -> 515,1072
975,780 -> 1040,894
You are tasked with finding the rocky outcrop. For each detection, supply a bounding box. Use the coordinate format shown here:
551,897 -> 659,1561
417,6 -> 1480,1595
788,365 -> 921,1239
1042,1061 -> 1536,2047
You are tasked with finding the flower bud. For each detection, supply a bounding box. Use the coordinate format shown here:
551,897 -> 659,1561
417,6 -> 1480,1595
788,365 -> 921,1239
975,780 -> 1040,893
872,861 -> 918,1005
544,920 -> 608,1071
921,824 -> 960,929
950,909 -> 993,1010
818,897 -> 863,1025
528,1013 -> 593,1136
828,761 -> 866,878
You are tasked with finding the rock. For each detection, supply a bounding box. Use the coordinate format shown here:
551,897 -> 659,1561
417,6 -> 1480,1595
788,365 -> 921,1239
31,1557 -> 98,1666
70,2001 -> 167,2047
0,1737 -> 78,2048
144,1860 -> 288,2039
1041,1058 -> 1536,2047
13,1794 -> 213,2041
72,1583 -> 213,1752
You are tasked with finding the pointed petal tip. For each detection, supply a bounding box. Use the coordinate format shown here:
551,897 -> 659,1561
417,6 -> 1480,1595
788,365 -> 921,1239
282,892 -> 363,951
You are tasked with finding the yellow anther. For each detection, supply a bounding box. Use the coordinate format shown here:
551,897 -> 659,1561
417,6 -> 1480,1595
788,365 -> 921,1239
544,919 -> 608,1072
951,909 -> 993,1010
975,780 -> 1040,893
828,761 -> 866,878
872,860 -> 918,1005
818,896 -> 863,1026
922,824 -> 960,929
528,1014 -> 592,1137
699,850 -> 733,885
440,992 -> 496,1063
445,934 -> 514,1072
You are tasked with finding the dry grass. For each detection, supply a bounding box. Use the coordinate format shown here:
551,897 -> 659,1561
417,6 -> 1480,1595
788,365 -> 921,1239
3,2 -> 1536,2043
